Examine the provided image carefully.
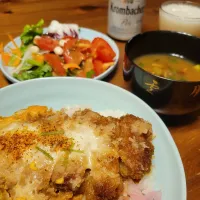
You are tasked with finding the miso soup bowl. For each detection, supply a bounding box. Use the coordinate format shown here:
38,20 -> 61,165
123,31 -> 200,115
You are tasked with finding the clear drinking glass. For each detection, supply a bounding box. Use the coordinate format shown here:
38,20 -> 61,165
159,1 -> 200,37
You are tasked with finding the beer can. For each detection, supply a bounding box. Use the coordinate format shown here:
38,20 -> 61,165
108,0 -> 146,41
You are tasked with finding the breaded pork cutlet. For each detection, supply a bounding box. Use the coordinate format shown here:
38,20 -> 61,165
0,106 -> 154,200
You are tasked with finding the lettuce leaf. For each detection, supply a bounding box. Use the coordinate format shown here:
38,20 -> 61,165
13,63 -> 52,81
20,19 -> 44,46
20,59 -> 43,71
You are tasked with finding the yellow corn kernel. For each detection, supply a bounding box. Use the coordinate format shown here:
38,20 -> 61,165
194,65 -> 200,71
16,198 -> 26,200
55,177 -> 64,184
29,162 -> 38,171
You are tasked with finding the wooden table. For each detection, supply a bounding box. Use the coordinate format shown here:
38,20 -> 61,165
0,0 -> 199,199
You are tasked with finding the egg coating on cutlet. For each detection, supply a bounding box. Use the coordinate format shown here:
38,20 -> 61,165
0,106 -> 154,200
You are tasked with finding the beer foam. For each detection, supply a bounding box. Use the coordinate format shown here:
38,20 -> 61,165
162,3 -> 200,19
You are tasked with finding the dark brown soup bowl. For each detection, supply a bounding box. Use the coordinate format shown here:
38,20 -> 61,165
123,31 -> 200,115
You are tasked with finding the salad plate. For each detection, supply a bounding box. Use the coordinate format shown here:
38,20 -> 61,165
0,20 -> 119,83
0,77 -> 186,200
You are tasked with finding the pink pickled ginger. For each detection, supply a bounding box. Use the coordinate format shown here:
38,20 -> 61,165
120,179 -> 162,200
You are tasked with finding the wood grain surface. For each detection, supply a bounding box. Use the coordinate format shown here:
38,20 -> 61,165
0,0 -> 200,199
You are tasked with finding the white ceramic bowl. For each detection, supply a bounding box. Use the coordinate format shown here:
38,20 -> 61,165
0,77 -> 186,200
0,28 -> 119,83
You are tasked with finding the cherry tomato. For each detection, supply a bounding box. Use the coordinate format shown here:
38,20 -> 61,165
44,54 -> 66,76
91,38 -> 116,62
93,59 -> 103,76
35,36 -> 58,51
92,38 -> 110,49
96,46 -> 116,62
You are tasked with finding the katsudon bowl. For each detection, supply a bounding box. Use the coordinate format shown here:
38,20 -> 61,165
123,31 -> 200,115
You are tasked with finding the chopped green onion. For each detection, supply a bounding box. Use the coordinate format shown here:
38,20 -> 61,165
168,56 -> 177,63
69,140 -> 75,150
41,130 -> 64,136
36,146 -> 53,161
62,150 -> 70,165
86,70 -> 95,78
69,140 -> 84,153
138,62 -> 144,68
179,77 -> 187,81
70,149 -> 84,153
169,67 -> 176,74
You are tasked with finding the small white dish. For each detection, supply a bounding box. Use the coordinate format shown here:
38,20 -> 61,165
0,27 -> 119,83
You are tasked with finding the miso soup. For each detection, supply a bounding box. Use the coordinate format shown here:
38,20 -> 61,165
134,54 -> 200,81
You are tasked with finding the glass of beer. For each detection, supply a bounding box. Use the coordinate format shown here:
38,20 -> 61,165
159,1 -> 200,37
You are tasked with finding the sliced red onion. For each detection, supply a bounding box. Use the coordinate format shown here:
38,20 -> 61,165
47,21 -> 79,39
48,30 -> 79,39
47,33 -> 63,39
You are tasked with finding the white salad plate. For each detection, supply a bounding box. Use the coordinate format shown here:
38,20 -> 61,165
0,77 -> 186,200
0,28 -> 119,83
